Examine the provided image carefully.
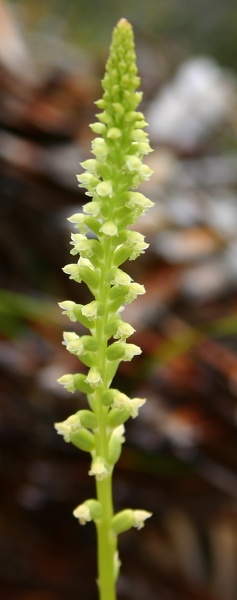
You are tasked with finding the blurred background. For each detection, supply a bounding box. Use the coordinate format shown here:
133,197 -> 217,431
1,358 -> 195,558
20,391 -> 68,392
1,0 -> 237,599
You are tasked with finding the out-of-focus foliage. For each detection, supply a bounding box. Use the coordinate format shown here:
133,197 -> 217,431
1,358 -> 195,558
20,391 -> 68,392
12,0 -> 237,68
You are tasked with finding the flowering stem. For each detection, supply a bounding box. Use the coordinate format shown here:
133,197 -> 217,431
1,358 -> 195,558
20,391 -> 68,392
93,238 -> 117,599
96,475 -> 117,600
55,19 -> 153,599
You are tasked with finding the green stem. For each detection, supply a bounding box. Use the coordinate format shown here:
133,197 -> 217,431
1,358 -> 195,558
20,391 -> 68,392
96,474 -> 117,600
94,236 -> 117,600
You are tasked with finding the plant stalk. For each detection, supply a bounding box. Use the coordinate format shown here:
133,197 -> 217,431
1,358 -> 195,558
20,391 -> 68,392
96,475 -> 117,600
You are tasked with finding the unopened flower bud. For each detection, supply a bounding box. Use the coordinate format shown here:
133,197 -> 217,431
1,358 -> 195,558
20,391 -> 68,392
71,428 -> 95,452
96,181 -> 113,198
137,141 -> 152,155
92,137 -> 108,160
112,509 -> 134,534
90,122 -> 107,134
79,410 -> 98,429
108,424 -> 126,464
102,388 -> 118,407
107,127 -> 122,139
80,158 -> 98,173
125,155 -> 143,172
100,221 -> 118,236
96,111 -> 111,125
108,407 -> 130,427
106,342 -> 127,361
112,102 -> 124,114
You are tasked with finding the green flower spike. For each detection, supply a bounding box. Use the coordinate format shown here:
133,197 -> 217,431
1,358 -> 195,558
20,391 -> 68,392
56,18 -> 153,600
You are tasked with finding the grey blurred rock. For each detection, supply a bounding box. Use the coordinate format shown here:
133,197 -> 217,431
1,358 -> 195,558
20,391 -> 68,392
146,57 -> 236,151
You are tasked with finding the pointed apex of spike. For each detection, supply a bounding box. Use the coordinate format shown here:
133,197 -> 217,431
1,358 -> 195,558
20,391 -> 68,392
115,19 -> 133,36
117,18 -> 131,27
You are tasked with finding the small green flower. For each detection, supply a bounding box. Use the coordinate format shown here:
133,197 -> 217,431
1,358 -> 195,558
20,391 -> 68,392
113,321 -> 135,341
89,456 -> 109,480
67,213 -> 88,234
55,413 -> 81,442
85,367 -> 102,388
125,191 -> 154,211
125,282 -> 146,303
73,503 -> 91,525
133,510 -> 152,530
111,392 -> 146,419
57,373 -> 77,393
62,332 -> 84,355
73,499 -> 102,524
58,300 -> 78,322
62,263 -> 81,282
81,300 -> 99,320
70,233 -> 94,257
123,343 -> 142,361
111,390 -> 131,409
92,137 -> 108,160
